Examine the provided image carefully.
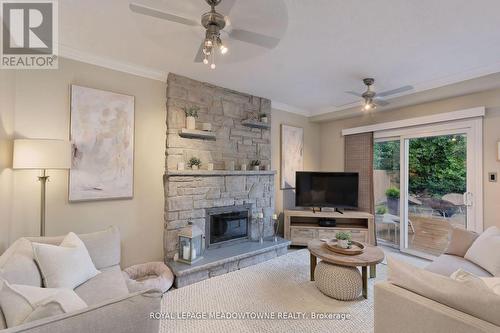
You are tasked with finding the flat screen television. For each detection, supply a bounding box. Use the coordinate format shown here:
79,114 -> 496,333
295,172 -> 359,209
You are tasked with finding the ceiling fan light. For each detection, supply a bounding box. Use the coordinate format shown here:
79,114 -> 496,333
203,58 -> 209,65
220,45 -> 228,54
210,63 -> 216,69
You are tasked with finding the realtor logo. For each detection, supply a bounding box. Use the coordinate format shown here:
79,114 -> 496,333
1,0 -> 58,69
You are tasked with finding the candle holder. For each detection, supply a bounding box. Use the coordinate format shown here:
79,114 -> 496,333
256,212 -> 264,244
272,213 -> 280,242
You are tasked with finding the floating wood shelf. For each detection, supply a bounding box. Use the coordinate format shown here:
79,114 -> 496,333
179,128 -> 216,140
241,119 -> 271,129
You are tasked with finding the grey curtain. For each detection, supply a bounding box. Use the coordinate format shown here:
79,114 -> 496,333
344,132 -> 375,215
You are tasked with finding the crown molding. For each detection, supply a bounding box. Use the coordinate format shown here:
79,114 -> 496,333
271,100 -> 310,116
58,44 -> 167,81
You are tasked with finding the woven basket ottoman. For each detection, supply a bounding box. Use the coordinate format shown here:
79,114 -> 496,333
314,261 -> 362,300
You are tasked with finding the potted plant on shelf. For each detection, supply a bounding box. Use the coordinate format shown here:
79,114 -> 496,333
183,106 -> 199,130
188,157 -> 202,170
335,232 -> 352,249
259,113 -> 268,123
250,160 -> 261,171
385,187 -> 400,215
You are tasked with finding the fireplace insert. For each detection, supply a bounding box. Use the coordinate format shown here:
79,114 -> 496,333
205,205 -> 251,248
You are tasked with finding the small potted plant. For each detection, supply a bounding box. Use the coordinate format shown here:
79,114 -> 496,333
336,232 -> 352,249
250,160 -> 261,171
183,106 -> 199,130
259,113 -> 268,123
385,187 -> 400,215
188,157 -> 201,170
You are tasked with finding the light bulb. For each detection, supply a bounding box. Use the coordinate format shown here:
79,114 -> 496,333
203,58 -> 208,65
205,40 -> 213,47
364,104 -> 371,111
220,45 -> 228,54
210,63 -> 216,69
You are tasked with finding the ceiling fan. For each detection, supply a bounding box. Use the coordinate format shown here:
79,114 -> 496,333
129,0 -> 281,69
346,78 -> 414,111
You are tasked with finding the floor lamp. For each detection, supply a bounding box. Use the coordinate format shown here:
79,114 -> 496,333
13,139 -> 71,236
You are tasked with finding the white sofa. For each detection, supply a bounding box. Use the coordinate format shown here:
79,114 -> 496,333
0,227 -> 161,333
374,228 -> 499,333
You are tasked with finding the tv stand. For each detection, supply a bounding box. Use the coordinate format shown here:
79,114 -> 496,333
284,209 -> 375,246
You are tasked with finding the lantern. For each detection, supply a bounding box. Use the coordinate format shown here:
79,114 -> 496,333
178,222 -> 204,264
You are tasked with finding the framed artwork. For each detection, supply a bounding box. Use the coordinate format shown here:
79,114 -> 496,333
69,85 -> 135,202
281,124 -> 304,189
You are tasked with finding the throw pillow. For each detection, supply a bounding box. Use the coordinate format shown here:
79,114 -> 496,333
32,232 -> 100,289
464,226 -> 500,276
0,280 -> 87,328
444,228 -> 478,257
450,269 -> 500,296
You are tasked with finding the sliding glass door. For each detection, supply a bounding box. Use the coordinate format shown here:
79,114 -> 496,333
374,119 -> 482,259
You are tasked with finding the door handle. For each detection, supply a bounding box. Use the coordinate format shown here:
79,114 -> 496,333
463,192 -> 473,207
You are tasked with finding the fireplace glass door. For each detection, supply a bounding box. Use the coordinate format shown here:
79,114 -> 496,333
209,211 -> 249,246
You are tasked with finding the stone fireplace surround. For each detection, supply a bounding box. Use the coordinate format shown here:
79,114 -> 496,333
164,74 -> 289,287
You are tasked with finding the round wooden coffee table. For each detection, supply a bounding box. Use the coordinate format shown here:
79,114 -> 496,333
308,239 -> 385,299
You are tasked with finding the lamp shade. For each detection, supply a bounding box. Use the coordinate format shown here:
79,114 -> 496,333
13,139 -> 71,170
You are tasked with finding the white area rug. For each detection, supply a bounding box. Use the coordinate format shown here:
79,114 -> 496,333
161,249 -> 389,333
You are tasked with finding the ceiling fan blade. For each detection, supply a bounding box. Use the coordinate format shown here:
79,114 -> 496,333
217,0 -> 237,16
129,3 -> 200,27
377,85 -> 414,97
374,98 -> 390,106
193,42 -> 205,63
345,91 -> 363,97
228,29 -> 280,49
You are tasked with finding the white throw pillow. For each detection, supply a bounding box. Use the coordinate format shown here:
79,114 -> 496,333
32,232 -> 100,289
0,280 -> 87,328
450,269 -> 500,296
464,226 -> 500,276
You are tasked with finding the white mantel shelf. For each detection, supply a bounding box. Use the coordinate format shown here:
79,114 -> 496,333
166,170 -> 277,177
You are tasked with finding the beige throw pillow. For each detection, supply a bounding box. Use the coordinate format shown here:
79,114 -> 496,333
32,232 -> 100,289
464,226 -> 500,276
444,228 -> 478,257
0,280 -> 87,328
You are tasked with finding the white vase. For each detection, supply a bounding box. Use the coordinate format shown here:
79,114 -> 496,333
186,116 -> 196,130
177,162 -> 185,170
338,239 -> 349,249
191,165 -> 199,170
261,117 -> 268,123
241,164 -> 247,171
253,166 -> 260,171
207,163 -> 214,171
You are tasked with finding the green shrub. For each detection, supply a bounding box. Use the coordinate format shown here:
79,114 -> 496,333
385,187 -> 400,199
376,206 -> 388,215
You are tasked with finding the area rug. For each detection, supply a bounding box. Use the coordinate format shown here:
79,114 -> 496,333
160,249 -> 388,333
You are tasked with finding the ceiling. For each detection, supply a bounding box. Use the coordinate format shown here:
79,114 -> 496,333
59,0 -> 500,117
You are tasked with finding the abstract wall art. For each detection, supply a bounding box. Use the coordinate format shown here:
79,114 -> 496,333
281,124 -> 303,189
69,85 -> 135,201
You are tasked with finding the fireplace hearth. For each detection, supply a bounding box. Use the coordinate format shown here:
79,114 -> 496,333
205,205 -> 252,248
